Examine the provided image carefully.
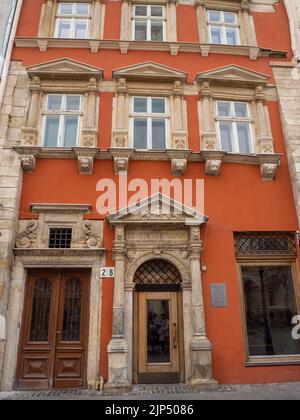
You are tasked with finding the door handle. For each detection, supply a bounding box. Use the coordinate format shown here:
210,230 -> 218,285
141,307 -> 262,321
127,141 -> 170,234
173,323 -> 177,349
56,331 -> 61,335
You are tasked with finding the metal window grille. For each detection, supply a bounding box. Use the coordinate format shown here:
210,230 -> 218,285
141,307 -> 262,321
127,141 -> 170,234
134,259 -> 181,285
49,228 -> 72,249
234,232 -> 296,258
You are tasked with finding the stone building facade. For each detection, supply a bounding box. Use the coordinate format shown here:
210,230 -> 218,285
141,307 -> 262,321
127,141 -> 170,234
1,0 -> 300,391
272,1 -> 300,227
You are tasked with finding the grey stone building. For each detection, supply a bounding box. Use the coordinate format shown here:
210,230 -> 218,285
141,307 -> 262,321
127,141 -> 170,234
272,0 -> 300,227
0,0 -> 23,382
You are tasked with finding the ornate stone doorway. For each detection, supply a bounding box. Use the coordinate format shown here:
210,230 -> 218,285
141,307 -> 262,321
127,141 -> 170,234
133,260 -> 184,384
105,194 -> 217,391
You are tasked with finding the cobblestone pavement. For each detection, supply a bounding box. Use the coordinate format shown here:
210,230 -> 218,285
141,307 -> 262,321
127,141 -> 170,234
0,382 -> 300,400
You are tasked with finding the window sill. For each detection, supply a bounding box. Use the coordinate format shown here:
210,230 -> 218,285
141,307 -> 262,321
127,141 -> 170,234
14,37 -> 287,59
245,357 -> 300,367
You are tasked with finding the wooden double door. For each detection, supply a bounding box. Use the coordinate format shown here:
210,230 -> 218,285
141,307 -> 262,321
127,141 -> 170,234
16,270 -> 90,390
136,291 -> 183,384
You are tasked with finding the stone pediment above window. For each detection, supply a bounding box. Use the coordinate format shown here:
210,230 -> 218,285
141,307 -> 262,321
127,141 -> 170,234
113,62 -> 187,83
27,58 -> 103,80
196,65 -> 269,87
107,193 -> 208,227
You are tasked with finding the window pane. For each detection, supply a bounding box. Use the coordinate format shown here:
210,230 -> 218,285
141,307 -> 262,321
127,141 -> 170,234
134,98 -> 147,113
47,95 -> 62,111
59,3 -> 73,15
237,123 -> 252,154
66,95 -> 81,112
151,21 -> 163,41
134,119 -> 148,149
226,28 -> 238,45
151,6 -> 163,17
208,10 -> 221,22
224,12 -> 237,24
152,98 -> 165,114
76,3 -> 89,15
58,20 -> 71,38
63,116 -> 79,147
75,20 -> 88,38
135,21 -> 147,41
234,103 -> 248,118
217,102 -> 231,117
210,27 -> 222,44
242,266 -> 300,357
44,116 -> 60,147
135,5 -> 147,16
219,122 -> 233,152
152,119 -> 166,150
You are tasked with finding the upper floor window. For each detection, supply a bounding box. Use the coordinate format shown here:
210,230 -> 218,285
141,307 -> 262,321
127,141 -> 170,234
216,101 -> 253,154
132,5 -> 166,42
131,97 -> 168,150
43,94 -> 82,148
55,3 -> 91,39
207,10 -> 240,45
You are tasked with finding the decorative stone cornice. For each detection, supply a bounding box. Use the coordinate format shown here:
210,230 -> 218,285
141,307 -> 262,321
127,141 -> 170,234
13,248 -> 105,257
31,204 -> 92,214
14,38 -> 287,59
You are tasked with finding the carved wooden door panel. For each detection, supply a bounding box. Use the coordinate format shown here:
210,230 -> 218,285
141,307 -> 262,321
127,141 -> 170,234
16,270 -> 90,390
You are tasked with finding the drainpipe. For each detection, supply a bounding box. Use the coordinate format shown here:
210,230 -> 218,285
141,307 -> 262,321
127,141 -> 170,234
0,0 -> 24,106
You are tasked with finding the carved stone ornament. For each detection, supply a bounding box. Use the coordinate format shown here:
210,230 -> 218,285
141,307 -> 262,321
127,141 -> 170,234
16,221 -> 39,249
77,155 -> 94,175
82,221 -> 102,249
22,128 -> 38,146
20,155 -> 36,173
114,157 -> 129,175
82,130 -> 97,147
171,158 -> 187,177
205,159 -> 222,176
260,162 -> 278,181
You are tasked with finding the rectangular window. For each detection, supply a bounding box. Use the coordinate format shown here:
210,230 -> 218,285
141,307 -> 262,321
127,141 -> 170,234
207,10 -> 240,45
132,5 -> 165,41
49,228 -> 72,248
241,265 -> 300,357
216,101 -> 254,154
55,3 -> 90,39
43,94 -> 82,148
131,97 -> 168,150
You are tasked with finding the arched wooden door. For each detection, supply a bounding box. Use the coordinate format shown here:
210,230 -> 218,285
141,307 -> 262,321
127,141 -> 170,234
133,260 -> 184,384
16,270 -> 90,390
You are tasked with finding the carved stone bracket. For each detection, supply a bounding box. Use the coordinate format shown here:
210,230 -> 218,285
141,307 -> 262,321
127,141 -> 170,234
74,148 -> 98,175
110,148 -> 133,175
20,154 -> 36,173
258,154 -> 282,181
201,151 -> 225,176
167,149 -> 191,177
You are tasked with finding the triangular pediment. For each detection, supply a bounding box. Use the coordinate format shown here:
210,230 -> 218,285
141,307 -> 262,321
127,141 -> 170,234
27,58 -> 103,80
113,62 -> 187,83
107,193 -> 208,226
196,65 -> 269,86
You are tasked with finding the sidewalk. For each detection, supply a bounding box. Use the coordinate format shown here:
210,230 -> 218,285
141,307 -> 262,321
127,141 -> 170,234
0,383 -> 300,400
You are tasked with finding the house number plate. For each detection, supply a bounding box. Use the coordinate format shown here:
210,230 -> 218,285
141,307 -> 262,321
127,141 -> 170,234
100,267 -> 115,278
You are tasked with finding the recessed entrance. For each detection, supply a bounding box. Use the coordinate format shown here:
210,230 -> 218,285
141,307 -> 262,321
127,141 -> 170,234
133,260 -> 184,384
16,270 -> 90,390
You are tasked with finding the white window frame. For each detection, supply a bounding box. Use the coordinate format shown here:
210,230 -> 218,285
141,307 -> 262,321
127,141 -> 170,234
216,101 -> 254,154
132,4 -> 166,42
207,10 -> 240,46
130,96 -> 169,150
42,94 -> 82,148
55,2 -> 91,39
